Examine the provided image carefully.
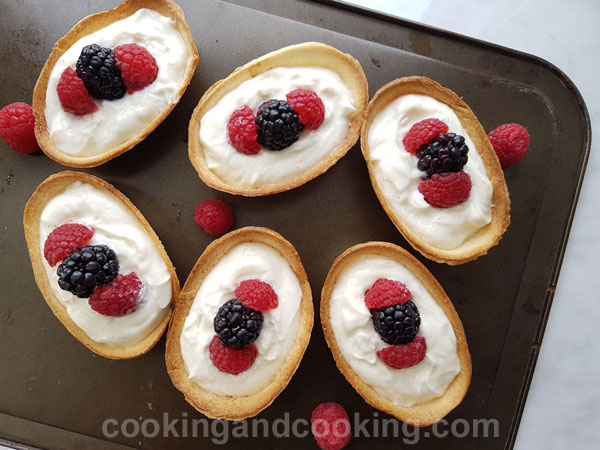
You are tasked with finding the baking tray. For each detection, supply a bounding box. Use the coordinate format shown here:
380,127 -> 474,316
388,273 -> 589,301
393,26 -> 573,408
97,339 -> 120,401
0,0 -> 590,449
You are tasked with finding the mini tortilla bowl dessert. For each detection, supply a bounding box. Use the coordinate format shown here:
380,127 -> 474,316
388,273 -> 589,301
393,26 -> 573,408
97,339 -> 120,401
23,171 -> 180,359
166,227 -> 313,420
33,0 -> 199,168
361,76 -> 510,265
188,42 -> 369,196
321,242 -> 471,426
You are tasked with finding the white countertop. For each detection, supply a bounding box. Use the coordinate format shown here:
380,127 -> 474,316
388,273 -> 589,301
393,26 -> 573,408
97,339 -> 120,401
347,0 -> 599,448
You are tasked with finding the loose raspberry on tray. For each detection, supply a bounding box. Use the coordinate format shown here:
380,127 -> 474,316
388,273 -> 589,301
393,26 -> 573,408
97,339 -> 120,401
209,335 -> 257,375
364,278 -> 411,309
311,402 -> 351,450
286,89 -> 325,130
235,279 -> 278,311
377,335 -> 427,370
227,106 -> 261,155
194,198 -> 234,236
488,123 -> 530,168
57,67 -> 98,116
44,223 -> 94,267
402,118 -> 448,154
0,102 -> 38,154
418,171 -> 472,208
115,43 -> 159,94
89,272 -> 143,317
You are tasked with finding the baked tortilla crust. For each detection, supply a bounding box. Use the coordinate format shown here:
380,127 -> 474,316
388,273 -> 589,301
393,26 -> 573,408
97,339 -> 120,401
32,0 -> 199,168
360,76 -> 511,265
23,171 -> 180,359
188,42 -> 368,196
165,227 -> 314,420
320,241 -> 472,426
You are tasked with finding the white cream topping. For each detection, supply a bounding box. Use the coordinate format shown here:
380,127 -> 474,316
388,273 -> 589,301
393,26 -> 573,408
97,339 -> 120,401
329,254 -> 460,407
39,181 -> 172,347
45,8 -> 191,157
180,242 -> 302,397
200,67 -> 355,188
368,94 -> 493,250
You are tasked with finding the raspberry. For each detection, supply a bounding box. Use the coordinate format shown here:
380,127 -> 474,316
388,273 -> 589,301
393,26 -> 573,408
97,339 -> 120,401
311,402 -> 351,450
56,67 -> 98,115
43,223 -> 94,267
209,335 -> 257,375
88,272 -> 142,316
286,89 -> 325,130
377,336 -> 427,369
235,279 -> 278,311
193,198 -> 234,236
227,106 -> 261,155
0,102 -> 38,154
488,123 -> 530,168
402,118 -> 448,154
114,44 -> 159,94
418,171 -> 472,208
364,278 -> 411,309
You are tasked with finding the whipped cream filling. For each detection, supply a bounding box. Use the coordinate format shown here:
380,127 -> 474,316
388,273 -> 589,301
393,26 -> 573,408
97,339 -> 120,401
329,254 -> 460,407
45,8 -> 191,157
368,94 -> 493,250
39,181 -> 173,347
200,66 -> 355,188
180,242 -> 302,397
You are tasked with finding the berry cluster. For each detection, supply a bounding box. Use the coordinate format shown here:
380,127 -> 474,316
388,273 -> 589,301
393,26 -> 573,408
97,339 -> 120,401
44,223 -> 142,316
209,279 -> 279,375
57,43 -> 158,116
364,278 -> 426,370
227,89 -> 325,154
403,118 -> 472,208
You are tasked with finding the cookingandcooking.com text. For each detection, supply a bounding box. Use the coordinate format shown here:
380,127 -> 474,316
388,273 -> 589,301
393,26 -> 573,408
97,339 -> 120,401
102,412 -> 500,444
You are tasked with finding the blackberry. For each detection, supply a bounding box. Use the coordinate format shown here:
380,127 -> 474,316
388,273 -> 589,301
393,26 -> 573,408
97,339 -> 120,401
214,299 -> 263,350
371,301 -> 421,345
416,133 -> 469,178
255,99 -> 304,150
76,44 -> 126,100
56,245 -> 119,298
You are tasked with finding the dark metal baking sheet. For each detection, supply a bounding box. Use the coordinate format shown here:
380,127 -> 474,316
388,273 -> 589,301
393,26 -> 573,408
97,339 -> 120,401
0,0 -> 590,449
